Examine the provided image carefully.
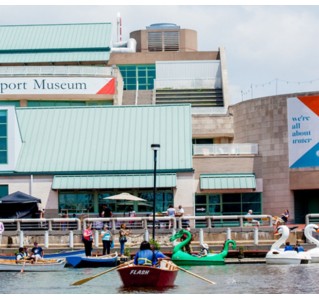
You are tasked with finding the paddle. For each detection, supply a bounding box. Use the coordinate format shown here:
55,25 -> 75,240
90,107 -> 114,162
175,264 -> 216,285
71,259 -> 134,286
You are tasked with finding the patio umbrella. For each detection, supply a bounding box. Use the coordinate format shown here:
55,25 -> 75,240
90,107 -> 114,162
103,193 -> 146,217
103,193 -> 146,202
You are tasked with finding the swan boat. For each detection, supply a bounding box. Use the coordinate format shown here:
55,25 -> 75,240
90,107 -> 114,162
169,229 -> 236,265
66,252 -> 118,268
117,260 -> 179,287
265,225 -> 311,265
304,223 -> 319,263
0,258 -> 66,272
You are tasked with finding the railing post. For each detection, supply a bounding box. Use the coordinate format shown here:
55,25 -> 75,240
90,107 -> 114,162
94,230 -> 99,248
48,220 -> 53,231
17,220 -> 21,231
144,229 -> 149,242
44,230 -> 49,248
19,230 -> 24,247
254,227 -> 259,245
207,217 -> 212,228
226,227 -> 231,240
69,231 -> 74,248
199,228 -> 204,245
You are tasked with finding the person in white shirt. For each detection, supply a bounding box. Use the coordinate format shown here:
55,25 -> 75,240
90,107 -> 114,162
167,205 -> 176,229
176,205 -> 184,217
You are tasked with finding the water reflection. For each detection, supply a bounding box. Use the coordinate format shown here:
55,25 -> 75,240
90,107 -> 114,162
1,264 -> 319,294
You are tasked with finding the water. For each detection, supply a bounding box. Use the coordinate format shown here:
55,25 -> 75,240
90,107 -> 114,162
0,263 -> 319,294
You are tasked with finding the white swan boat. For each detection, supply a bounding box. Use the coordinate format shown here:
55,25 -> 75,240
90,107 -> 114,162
265,225 -> 311,265
304,223 -> 319,263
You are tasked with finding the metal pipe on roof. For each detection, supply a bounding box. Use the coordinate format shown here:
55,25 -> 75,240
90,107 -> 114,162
111,38 -> 137,53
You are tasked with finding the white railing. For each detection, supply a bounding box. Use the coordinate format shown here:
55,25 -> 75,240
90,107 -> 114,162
0,218 -> 81,231
193,143 -> 259,156
0,66 -> 113,77
305,214 -> 319,224
154,78 -> 221,89
0,214 -> 272,232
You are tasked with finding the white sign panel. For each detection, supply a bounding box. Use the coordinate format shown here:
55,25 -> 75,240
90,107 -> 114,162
287,96 -> 319,168
0,77 -> 115,95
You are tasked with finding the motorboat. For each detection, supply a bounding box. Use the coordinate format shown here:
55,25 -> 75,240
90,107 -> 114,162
304,223 -> 319,263
117,260 -> 179,287
265,225 -> 311,264
169,229 -> 236,265
66,252 -> 118,268
0,258 -> 66,272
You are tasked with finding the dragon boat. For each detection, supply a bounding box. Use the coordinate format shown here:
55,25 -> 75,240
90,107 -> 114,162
169,229 -> 236,265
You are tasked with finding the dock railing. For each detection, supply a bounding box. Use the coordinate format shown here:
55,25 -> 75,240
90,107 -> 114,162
0,214 -> 273,232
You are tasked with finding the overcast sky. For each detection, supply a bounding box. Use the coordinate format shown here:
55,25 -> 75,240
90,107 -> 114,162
1,4 -> 319,105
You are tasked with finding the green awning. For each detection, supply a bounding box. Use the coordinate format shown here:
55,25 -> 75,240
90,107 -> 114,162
52,173 -> 176,190
200,173 -> 256,190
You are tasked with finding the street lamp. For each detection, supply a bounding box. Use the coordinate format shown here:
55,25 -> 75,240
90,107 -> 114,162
151,143 -> 160,241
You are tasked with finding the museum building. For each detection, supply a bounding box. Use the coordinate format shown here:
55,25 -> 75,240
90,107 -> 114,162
0,22 -> 318,223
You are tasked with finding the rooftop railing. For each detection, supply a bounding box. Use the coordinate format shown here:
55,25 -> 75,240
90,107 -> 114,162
193,143 -> 259,156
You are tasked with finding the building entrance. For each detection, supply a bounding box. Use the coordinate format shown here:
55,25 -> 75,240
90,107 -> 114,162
294,190 -> 319,223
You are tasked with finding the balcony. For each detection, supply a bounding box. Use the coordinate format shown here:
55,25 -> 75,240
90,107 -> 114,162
193,143 -> 259,156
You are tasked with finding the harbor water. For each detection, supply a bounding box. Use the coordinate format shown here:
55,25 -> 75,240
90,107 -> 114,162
1,263 -> 319,294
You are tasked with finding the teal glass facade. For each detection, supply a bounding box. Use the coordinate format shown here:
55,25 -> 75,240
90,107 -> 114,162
0,110 -> 7,164
119,65 -> 155,90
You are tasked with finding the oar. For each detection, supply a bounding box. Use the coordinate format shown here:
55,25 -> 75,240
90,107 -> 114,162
175,264 -> 216,285
71,259 -> 134,286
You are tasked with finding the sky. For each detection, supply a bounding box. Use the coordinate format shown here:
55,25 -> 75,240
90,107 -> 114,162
1,3 -> 319,105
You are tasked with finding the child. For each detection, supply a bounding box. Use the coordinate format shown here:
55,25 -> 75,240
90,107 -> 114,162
198,243 -> 209,257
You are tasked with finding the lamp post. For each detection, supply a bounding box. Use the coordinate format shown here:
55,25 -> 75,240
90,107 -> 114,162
151,143 -> 160,241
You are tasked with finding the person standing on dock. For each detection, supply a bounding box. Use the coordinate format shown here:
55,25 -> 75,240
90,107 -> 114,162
100,224 -> 112,255
82,223 -> 94,257
119,223 -> 130,256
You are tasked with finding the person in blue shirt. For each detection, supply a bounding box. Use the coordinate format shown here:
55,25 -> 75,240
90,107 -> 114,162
150,244 -> 170,261
134,241 -> 158,266
31,241 -> 44,261
294,243 -> 304,252
284,242 -> 294,251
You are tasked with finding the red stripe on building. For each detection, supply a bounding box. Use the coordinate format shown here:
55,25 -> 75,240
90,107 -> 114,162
97,78 -> 115,94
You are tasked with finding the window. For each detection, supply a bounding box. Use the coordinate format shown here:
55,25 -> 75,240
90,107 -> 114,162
98,190 -> 173,214
58,192 -> 94,214
195,193 -> 261,216
0,110 -> 7,164
119,65 -> 155,90
0,185 -> 8,198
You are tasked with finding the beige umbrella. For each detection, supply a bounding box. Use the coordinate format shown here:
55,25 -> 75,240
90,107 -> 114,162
103,193 -> 147,216
103,192 -> 146,202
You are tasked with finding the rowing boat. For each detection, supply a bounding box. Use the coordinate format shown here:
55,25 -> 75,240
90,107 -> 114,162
117,260 -> 179,287
0,258 -> 66,272
0,249 -> 85,260
66,252 -> 118,268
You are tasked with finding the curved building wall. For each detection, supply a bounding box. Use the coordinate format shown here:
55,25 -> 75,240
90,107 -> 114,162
231,91 -> 319,222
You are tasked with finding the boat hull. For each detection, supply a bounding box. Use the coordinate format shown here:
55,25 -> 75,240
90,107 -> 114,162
0,259 -> 66,272
66,253 -> 118,268
117,262 -> 179,287
172,251 -> 226,266
266,249 -> 311,265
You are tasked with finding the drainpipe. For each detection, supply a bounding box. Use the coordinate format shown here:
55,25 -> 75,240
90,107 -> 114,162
30,174 -> 33,195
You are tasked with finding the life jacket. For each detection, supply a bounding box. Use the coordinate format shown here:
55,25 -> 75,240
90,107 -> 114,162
136,250 -> 155,266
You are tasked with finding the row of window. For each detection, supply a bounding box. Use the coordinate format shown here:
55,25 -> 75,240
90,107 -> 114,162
118,65 -> 155,91
0,110 -> 7,164
58,190 -> 261,216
